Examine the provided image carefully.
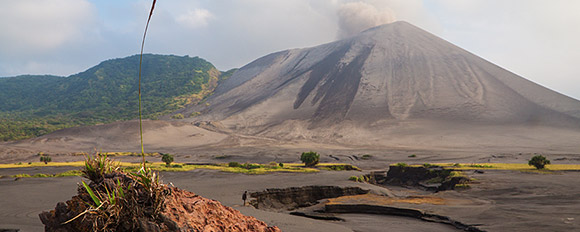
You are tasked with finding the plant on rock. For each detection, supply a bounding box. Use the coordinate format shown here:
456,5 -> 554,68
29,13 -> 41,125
300,151 -> 320,167
528,155 -> 550,169
82,153 -> 119,183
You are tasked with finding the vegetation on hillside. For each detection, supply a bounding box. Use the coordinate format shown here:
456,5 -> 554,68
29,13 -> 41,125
0,54 -> 234,141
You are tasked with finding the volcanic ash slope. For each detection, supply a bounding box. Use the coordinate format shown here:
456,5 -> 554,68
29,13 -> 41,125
179,21 -> 580,149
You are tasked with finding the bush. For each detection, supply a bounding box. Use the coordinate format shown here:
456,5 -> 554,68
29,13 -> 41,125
408,154 -> 417,158
228,162 -> 241,167
171,113 -> 184,119
395,162 -> 408,167
279,162 -> 284,168
528,155 -> 550,169
40,155 -> 52,164
161,153 -> 174,166
242,163 -> 261,169
300,151 -> 320,167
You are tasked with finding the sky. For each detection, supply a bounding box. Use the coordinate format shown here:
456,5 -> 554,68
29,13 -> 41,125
0,0 -> 579,100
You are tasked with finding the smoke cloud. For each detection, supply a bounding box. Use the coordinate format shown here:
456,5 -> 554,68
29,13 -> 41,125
337,1 -> 396,39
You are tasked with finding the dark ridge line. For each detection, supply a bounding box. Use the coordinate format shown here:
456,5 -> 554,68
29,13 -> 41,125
274,51 -> 312,90
293,44 -> 351,110
310,45 -> 374,124
325,204 -> 485,232
288,212 -> 344,221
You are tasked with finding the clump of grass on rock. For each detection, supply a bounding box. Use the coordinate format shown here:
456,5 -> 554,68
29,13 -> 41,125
40,153 -> 166,231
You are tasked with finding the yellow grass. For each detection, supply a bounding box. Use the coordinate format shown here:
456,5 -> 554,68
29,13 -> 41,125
0,161 -> 87,169
0,161 -> 326,175
433,163 -> 580,172
327,194 -> 446,206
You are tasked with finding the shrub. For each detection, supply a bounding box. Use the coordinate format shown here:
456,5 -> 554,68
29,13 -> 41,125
279,162 -> 284,168
348,176 -> 360,182
395,162 -> 408,167
528,155 -> 550,169
82,153 -> 119,183
468,164 -> 494,168
408,154 -> 417,158
171,113 -> 184,119
242,163 -> 261,169
228,162 -> 241,167
361,154 -> 372,160
161,153 -> 174,166
300,151 -> 320,167
40,155 -> 52,164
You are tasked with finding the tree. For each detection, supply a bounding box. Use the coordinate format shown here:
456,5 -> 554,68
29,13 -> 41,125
528,155 -> 550,169
161,153 -> 174,167
300,151 -> 320,167
40,155 -> 52,164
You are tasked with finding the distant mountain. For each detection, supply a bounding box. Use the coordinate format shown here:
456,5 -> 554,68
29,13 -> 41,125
5,21 -> 580,153
0,54 -> 234,141
182,21 -> 580,132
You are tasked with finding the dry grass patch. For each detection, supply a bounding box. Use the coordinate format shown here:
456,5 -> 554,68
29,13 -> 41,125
1,161 -> 359,175
434,163 -> 580,173
327,194 -> 446,206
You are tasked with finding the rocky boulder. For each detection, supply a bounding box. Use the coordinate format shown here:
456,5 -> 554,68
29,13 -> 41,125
39,172 -> 280,232
384,165 -> 468,191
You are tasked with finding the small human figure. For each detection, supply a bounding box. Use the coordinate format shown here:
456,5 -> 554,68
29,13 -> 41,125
242,191 -> 248,206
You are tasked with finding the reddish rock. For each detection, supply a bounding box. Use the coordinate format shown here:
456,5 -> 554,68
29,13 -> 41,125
39,174 -> 280,232
161,188 -> 280,232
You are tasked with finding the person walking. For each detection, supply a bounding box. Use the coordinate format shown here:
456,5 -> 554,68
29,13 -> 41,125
242,191 -> 248,206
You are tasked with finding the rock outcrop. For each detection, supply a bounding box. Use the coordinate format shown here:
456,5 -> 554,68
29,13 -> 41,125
383,165 -> 468,191
39,172 -> 280,232
249,185 -> 369,210
158,188 -> 280,232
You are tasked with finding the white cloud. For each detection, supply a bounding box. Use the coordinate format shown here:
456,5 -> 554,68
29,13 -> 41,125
0,0 -> 96,54
0,0 -> 578,100
175,8 -> 214,29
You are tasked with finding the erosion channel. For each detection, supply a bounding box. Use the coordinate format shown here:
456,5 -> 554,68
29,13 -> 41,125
247,166 -> 484,231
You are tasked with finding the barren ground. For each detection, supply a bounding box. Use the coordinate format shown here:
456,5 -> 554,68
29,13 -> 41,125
1,148 -> 579,231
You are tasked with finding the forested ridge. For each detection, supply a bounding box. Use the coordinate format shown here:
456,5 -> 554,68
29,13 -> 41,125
0,54 -> 235,141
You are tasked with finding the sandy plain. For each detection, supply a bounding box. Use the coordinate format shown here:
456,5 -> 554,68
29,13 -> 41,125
1,142 -> 579,232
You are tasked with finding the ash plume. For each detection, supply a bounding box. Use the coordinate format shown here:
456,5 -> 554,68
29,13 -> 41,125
337,1 -> 396,39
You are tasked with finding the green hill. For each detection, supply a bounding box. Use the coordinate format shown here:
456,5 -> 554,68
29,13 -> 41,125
0,54 -> 235,141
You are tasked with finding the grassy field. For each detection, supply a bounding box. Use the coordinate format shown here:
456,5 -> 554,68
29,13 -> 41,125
418,163 -> 580,172
0,162 -> 361,178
